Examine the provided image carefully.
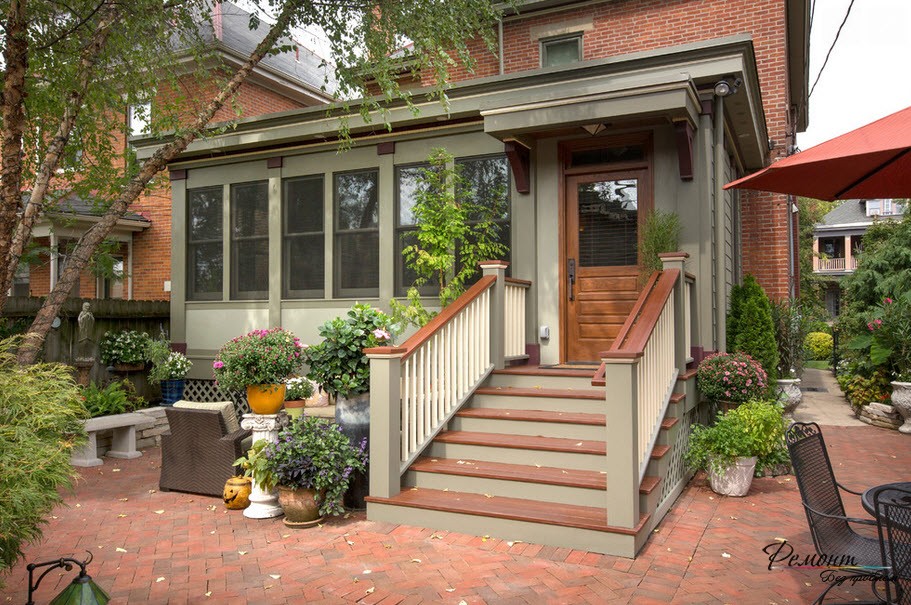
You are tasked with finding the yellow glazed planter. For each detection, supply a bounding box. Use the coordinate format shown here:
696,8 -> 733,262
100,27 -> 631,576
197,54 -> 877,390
246,383 -> 286,415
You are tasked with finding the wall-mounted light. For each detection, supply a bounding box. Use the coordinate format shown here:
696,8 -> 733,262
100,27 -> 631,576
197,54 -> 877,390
27,551 -> 109,605
713,77 -> 743,97
581,123 -> 607,136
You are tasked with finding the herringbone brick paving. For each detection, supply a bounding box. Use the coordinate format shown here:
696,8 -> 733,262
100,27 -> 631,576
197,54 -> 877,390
4,424 -> 907,604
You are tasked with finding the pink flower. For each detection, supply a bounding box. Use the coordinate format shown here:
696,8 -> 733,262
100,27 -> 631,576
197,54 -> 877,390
373,328 -> 392,341
213,360 -> 224,369
885,297 -> 893,304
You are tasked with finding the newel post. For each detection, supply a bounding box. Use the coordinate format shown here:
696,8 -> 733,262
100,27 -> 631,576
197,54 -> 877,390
366,347 -> 405,499
481,260 -> 508,370
602,353 -> 640,529
660,252 -> 689,375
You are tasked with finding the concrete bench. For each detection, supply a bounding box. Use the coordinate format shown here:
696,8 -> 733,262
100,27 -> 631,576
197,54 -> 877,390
71,412 -> 155,467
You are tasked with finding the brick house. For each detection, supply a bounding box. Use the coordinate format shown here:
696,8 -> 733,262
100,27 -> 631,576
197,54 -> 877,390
19,1 -> 334,302
138,0 -> 809,556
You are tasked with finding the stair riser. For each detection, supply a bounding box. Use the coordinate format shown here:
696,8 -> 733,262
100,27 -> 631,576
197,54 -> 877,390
487,373 -> 597,390
471,394 -> 604,415
367,501 -> 640,558
427,441 -> 607,471
450,416 -> 606,441
403,470 -> 606,507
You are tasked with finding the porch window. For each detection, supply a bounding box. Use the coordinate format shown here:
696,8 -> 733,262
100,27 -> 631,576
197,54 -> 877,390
395,163 -> 437,297
456,155 -> 511,280
334,169 -> 379,298
100,257 -> 125,299
187,186 -> 223,300
541,34 -> 582,67
231,181 -> 269,300
283,175 -> 325,299
56,238 -> 82,297
11,263 -> 29,297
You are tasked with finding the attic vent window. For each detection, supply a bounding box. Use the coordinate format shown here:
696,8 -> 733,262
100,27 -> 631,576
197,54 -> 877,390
541,34 -> 582,68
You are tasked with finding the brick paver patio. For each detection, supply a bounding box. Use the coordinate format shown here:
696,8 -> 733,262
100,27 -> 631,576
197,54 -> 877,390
4,423 -> 908,604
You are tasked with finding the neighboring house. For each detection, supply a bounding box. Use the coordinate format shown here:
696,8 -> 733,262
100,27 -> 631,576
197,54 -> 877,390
137,0 -> 809,557
813,198 -> 906,316
17,1 -> 334,302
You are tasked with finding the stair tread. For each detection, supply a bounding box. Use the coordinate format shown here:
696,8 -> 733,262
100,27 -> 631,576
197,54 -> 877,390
639,476 -> 662,494
365,488 -> 648,535
475,386 -> 605,400
661,417 -> 680,429
457,408 -> 606,425
651,444 -> 670,459
436,431 -> 606,455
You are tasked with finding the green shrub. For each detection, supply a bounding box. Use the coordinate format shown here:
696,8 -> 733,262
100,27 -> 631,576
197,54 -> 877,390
804,332 -> 834,361
639,210 -> 681,282
80,380 -> 144,417
729,276 -> 779,381
0,337 -> 88,585
837,369 -> 892,411
684,400 -> 785,475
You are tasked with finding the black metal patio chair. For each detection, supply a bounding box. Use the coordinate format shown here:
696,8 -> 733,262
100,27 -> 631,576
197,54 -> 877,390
874,485 -> 911,604
786,422 -> 885,604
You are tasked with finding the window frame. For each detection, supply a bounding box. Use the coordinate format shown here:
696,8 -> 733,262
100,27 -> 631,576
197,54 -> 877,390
540,33 -> 583,68
282,175 -> 326,299
394,162 -> 439,297
333,168 -> 380,299
186,185 -> 224,301
230,180 -> 270,301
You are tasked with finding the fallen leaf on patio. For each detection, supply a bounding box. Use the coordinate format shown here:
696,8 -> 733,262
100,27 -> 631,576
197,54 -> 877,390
535,464 -> 541,468
721,553 -> 731,558
729,516 -> 737,520
112,468 -> 121,472
708,496 -> 714,500
116,548 -> 127,553
575,442 -> 582,446
410,487 -> 418,491
75,504 -> 81,508
805,583 -> 812,587
431,459 -> 438,462
774,537 -> 787,543
207,505 -> 217,511
484,494 -> 493,498
482,535 -> 489,542
384,544 -> 392,549
653,529 -> 660,534
365,587 -> 375,595
264,585 -> 273,589
205,592 -> 211,597
446,588 -> 455,592
52,516 -> 58,520
118,514 -> 127,518
238,551 -> 247,556
443,488 -> 449,492
411,558 -> 421,563
210,531 -> 216,535
431,534 -> 443,540
344,513 -> 350,519
270,575 -> 281,580
459,600 -> 468,605
687,556 -> 692,562
667,548 -> 672,552
148,489 -> 156,494
154,510 -> 165,514
156,577 -> 165,583
282,534 -> 290,538
119,498 -> 129,502
346,540 -> 354,545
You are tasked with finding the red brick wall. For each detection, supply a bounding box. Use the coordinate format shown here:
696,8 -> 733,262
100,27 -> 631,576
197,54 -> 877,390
433,0 -> 795,299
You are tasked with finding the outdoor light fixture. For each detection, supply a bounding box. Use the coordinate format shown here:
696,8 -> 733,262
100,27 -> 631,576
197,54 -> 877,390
27,551 -> 110,605
713,77 -> 742,97
581,123 -> 607,136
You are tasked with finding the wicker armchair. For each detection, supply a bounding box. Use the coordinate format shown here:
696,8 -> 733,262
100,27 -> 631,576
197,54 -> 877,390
786,422 -> 884,604
873,485 -> 911,604
159,405 -> 251,497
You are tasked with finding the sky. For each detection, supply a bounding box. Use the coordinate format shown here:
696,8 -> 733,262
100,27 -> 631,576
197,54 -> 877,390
798,0 -> 911,150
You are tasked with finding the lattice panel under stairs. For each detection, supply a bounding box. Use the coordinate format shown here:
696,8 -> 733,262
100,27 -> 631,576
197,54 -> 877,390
183,379 -> 250,417
658,407 -> 697,508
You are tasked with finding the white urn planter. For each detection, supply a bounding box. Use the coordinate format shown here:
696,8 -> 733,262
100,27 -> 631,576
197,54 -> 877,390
776,378 -> 802,415
709,456 -> 758,497
890,381 -> 911,434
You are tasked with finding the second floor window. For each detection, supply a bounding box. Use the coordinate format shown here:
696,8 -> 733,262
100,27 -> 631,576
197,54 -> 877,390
187,186 -> 223,301
334,169 -> 379,298
231,182 -> 269,300
541,34 -> 582,68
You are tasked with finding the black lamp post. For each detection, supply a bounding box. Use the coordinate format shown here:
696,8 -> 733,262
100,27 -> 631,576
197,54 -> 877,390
26,551 -> 109,605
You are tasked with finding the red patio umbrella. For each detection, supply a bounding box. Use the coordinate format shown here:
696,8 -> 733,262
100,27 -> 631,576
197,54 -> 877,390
725,105 -> 911,200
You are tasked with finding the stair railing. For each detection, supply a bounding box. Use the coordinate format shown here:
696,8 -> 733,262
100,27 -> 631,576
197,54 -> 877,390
367,261 -> 523,499
601,252 -> 692,529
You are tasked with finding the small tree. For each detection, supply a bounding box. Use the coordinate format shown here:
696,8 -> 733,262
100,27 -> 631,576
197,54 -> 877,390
728,275 -> 779,382
393,148 -> 508,326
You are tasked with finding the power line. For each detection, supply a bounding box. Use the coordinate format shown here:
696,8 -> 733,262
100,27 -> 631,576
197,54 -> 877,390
809,0 -> 855,99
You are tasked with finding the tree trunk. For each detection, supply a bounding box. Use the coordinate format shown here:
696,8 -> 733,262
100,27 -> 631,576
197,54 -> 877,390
16,2 -> 301,364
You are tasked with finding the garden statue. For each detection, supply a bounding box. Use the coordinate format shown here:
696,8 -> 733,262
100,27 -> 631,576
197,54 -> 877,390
74,302 -> 96,385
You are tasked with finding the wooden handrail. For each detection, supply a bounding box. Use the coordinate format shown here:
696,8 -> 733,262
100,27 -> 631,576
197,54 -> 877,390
398,275 -> 497,361
602,269 -> 679,359
505,277 -> 532,287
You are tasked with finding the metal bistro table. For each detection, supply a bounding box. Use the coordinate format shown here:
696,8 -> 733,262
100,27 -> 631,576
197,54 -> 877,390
862,481 -> 911,515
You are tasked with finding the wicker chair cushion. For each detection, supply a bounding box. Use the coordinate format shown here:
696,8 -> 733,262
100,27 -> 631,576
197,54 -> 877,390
173,400 -> 240,433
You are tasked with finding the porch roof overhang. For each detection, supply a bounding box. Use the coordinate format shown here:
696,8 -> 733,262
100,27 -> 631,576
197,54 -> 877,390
32,214 -> 150,242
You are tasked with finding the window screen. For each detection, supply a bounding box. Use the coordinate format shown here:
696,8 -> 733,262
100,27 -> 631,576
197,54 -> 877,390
334,170 -> 379,297
187,186 -> 223,300
283,176 -> 324,299
230,181 -> 269,300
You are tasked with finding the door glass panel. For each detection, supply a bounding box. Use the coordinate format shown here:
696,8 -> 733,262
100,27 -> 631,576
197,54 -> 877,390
577,178 -> 638,267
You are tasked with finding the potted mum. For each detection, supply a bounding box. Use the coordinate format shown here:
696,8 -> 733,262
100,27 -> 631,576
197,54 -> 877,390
303,303 -> 395,508
684,400 -> 785,496
283,377 -> 315,420
261,416 -> 368,527
213,328 -> 304,414
146,339 -> 192,405
100,330 -> 153,372
696,352 -> 768,413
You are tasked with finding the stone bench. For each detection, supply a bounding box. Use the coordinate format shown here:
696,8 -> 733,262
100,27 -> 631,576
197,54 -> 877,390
71,413 -> 155,467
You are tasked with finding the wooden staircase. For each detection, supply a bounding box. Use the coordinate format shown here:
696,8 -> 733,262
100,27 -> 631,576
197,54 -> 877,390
366,367 -> 687,557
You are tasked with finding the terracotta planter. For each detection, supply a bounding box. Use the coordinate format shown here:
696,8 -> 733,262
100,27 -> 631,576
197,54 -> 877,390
890,381 -> 911,434
284,399 -> 306,420
223,476 -> 252,510
277,486 -> 325,528
246,384 -> 286,415
708,456 -> 757,497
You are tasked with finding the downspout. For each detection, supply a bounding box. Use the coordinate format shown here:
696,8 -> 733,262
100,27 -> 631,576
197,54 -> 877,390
787,194 -> 796,299
498,18 -> 505,75
713,95 -> 726,353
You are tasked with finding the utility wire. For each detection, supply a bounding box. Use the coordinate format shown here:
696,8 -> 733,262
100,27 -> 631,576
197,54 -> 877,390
809,0 -> 855,99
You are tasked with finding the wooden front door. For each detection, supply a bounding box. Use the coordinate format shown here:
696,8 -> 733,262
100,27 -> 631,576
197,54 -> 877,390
563,171 -> 648,362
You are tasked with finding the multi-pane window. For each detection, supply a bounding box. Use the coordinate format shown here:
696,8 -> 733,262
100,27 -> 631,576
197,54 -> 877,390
541,34 -> 582,67
11,263 -> 29,297
128,103 -> 151,137
456,155 -> 511,279
334,170 -> 379,298
394,163 -> 436,296
283,176 -> 324,299
231,181 -> 269,300
101,256 -> 125,299
187,186 -> 223,300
